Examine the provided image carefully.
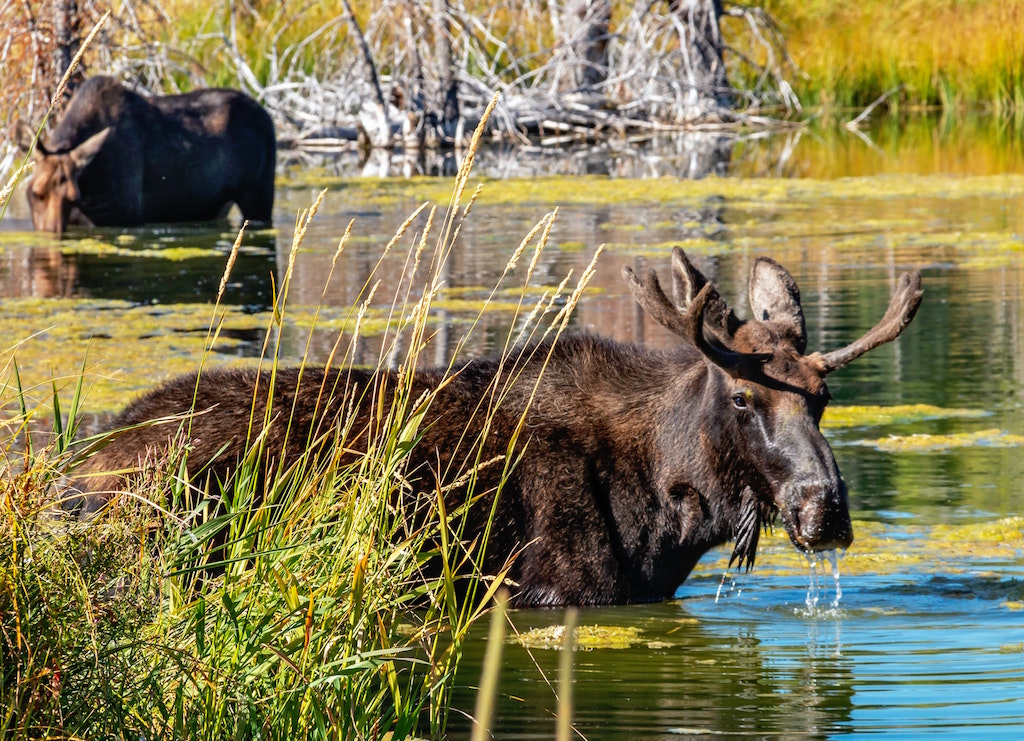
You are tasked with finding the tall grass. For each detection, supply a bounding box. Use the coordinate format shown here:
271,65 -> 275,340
756,0 -> 1024,113
0,100 -> 593,739
158,1 -> 1024,115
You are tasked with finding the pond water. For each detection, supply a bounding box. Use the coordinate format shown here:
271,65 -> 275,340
1,114 -> 1022,737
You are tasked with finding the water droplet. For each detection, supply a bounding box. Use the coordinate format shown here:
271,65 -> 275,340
804,549 -> 844,614
715,570 -> 745,603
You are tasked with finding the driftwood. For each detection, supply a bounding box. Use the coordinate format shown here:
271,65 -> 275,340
4,1 -> 803,162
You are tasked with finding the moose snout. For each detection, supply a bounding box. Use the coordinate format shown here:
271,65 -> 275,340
779,479 -> 854,553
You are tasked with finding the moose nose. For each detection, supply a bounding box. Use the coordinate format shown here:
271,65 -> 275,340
784,480 -> 854,552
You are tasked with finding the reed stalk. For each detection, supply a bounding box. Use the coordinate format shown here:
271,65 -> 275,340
0,98 -> 601,738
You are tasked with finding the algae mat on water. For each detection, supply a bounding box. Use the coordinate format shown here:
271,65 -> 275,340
0,298 -> 265,413
280,172 -> 1024,207
854,428 -> 1024,452
704,517 -> 1024,581
822,404 -> 989,429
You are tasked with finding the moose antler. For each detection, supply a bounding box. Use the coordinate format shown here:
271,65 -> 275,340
623,263 -> 750,372
670,248 -> 739,340
622,264 -> 691,337
813,270 -> 924,373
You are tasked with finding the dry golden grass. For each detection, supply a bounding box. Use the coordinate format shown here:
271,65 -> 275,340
761,0 -> 1024,111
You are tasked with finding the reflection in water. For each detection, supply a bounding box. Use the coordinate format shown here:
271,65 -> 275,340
447,599 -> 855,740
450,564 -> 1024,740
2,247 -> 79,298
283,131 -> 739,180
0,226 -> 277,310
278,113 -> 1024,180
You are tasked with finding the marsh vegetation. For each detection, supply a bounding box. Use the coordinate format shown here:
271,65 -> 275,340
1,2 -> 1023,739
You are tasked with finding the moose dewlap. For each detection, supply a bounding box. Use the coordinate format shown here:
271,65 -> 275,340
68,248 -> 922,607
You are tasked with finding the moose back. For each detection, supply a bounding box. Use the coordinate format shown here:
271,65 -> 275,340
69,249 -> 922,607
21,76 -> 276,235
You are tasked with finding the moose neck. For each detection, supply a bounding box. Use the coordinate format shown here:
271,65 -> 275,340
515,336 -> 737,600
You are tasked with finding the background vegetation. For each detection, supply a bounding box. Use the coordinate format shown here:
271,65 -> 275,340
762,0 -> 1024,113
2,0 -> 1021,154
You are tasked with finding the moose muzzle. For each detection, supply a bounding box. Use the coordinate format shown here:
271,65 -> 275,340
779,478 -> 854,553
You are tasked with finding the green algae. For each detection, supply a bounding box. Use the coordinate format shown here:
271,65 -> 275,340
516,624 -> 646,650
269,172 -> 1024,288
699,517 -> 1024,579
0,298 -> 266,413
822,403 -> 989,429
0,287 -> 534,416
64,237 -> 225,260
279,173 -> 1024,210
429,297 -> 550,314
855,428 -> 1024,452
600,222 -> 646,232
0,231 -> 61,248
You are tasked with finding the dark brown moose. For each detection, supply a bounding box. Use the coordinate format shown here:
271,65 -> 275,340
69,249 -> 922,607
20,76 -> 275,236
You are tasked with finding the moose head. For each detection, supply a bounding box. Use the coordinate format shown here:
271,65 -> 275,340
623,248 -> 923,569
19,124 -> 111,236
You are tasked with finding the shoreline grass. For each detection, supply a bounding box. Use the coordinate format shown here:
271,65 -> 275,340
755,0 -> 1024,113
0,104 -> 596,739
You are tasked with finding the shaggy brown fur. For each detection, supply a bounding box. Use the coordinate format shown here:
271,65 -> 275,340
69,249 -> 922,607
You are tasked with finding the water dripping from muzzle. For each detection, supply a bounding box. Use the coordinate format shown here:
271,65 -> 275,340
715,571 -> 741,603
804,549 -> 844,613
714,567 -> 753,603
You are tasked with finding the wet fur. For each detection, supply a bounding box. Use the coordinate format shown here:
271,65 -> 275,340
72,336 -> 756,607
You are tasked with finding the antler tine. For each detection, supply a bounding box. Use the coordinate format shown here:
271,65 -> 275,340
623,262 -> 751,372
815,271 -> 924,373
684,282 -> 752,371
622,265 -> 691,337
670,247 -> 740,340
671,246 -> 705,307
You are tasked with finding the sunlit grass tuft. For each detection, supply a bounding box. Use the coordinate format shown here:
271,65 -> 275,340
0,100 -> 597,739
755,0 -> 1024,112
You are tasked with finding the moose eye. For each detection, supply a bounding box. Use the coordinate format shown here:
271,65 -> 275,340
732,393 -> 748,410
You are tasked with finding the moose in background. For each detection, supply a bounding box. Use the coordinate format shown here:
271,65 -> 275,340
20,76 -> 275,236
68,249 -> 922,607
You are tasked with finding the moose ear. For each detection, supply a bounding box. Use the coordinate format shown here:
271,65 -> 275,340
69,127 -> 111,169
748,257 -> 807,353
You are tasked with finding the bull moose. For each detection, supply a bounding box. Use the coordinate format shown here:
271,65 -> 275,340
69,249 -> 922,606
20,76 -> 275,236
